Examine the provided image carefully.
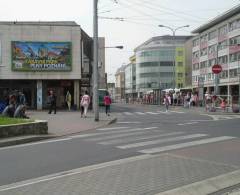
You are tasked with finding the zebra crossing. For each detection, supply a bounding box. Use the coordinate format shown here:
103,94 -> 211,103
121,110 -> 185,116
70,126 -> 236,154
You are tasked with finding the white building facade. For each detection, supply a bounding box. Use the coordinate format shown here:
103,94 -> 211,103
191,5 -> 240,103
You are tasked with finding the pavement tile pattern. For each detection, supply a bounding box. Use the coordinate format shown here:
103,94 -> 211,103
0,154 -> 237,195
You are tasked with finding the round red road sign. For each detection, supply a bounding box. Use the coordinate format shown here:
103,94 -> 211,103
212,64 -> 222,74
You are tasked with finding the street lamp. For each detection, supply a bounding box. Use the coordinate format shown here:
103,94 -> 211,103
158,25 -> 190,89
104,46 -> 124,49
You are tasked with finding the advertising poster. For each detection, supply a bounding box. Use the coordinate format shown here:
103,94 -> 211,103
12,42 -> 72,71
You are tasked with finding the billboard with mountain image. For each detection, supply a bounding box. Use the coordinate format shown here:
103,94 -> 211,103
12,42 -> 72,71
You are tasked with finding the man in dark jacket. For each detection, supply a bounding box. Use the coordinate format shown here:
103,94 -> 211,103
48,90 -> 57,114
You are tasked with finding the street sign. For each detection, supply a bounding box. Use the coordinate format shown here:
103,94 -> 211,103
212,64 -> 222,74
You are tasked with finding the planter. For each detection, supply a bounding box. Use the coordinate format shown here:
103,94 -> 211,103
0,120 -> 48,138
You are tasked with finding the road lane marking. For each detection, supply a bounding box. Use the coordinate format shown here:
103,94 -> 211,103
0,138 -> 73,151
177,122 -> 199,126
97,127 -> 129,131
157,111 -> 170,114
98,132 -> 185,145
139,136 -> 236,154
135,112 -> 146,115
123,112 -> 134,115
116,121 -> 141,124
86,127 -> 160,141
117,134 -> 208,149
170,111 -> 185,114
146,112 -> 159,115
70,127 -> 159,139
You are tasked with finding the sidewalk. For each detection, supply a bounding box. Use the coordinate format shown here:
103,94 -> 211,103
27,110 -> 117,136
0,110 -> 116,147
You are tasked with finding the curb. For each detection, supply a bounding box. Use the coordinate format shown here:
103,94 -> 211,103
0,135 -> 56,148
0,116 -> 117,148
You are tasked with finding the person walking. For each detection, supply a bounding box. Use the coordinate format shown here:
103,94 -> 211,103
104,92 -> 112,116
80,91 -> 90,118
48,90 -> 57,114
164,94 -> 170,112
65,91 -> 72,111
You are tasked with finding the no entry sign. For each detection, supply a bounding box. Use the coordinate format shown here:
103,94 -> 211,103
212,64 -> 222,74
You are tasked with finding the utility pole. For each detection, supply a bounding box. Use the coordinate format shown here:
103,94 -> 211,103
93,0 -> 99,121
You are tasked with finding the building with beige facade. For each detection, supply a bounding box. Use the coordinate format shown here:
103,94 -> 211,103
0,21 -> 93,110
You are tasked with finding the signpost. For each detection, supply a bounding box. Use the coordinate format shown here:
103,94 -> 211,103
212,64 -> 222,74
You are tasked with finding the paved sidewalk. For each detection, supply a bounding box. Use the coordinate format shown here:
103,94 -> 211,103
27,110 -> 117,136
0,153 -> 239,195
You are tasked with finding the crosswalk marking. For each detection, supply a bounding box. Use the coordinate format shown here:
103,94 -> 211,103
146,112 -> 159,115
70,127 -> 159,139
135,112 -> 146,115
117,121 -> 141,124
98,132 -> 185,145
117,134 -> 208,149
177,122 -> 199,126
97,127 -> 129,131
86,131 -> 156,142
123,112 -> 134,115
157,111 -> 169,114
139,136 -> 235,154
170,111 -> 185,114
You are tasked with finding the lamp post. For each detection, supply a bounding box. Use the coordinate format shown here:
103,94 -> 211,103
158,25 -> 190,89
93,0 -> 99,121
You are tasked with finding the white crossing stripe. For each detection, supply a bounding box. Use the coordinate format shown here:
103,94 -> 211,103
70,127 -> 159,139
86,127 -> 159,141
117,134 -> 208,149
97,127 -> 129,131
170,111 -> 185,114
117,121 -> 141,124
139,136 -> 235,154
177,122 -> 199,126
135,112 -> 146,115
123,112 -> 134,115
146,112 -> 159,115
157,111 -> 170,114
99,132 -> 185,145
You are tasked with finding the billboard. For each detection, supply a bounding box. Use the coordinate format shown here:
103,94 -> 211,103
12,42 -> 72,71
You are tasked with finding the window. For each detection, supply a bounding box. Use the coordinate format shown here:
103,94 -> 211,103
230,52 -> 240,62
229,35 -> 240,45
200,48 -> 207,56
208,44 -> 217,54
229,69 -> 238,78
219,70 -> 228,79
178,62 -> 183,66
160,61 -> 173,66
200,61 -> 208,69
200,34 -> 208,43
219,25 -> 228,36
229,18 -> 240,31
193,63 -> 199,70
208,30 -> 217,40
208,58 -> 216,67
178,51 -> 183,56
177,73 -> 183,77
193,39 -> 199,47
218,55 -> 228,64
193,51 -> 199,59
218,40 -> 228,50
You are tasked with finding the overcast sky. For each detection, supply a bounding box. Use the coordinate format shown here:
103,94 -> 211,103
0,0 -> 239,82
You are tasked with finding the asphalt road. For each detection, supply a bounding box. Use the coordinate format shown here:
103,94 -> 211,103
0,103 -> 240,190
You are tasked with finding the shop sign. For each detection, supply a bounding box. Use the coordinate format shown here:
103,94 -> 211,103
12,41 -> 72,71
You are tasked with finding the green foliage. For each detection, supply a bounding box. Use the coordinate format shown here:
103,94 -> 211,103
0,116 -> 33,125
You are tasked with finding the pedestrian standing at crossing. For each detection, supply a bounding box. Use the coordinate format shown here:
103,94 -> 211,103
104,91 -> 112,116
80,91 -> 90,118
164,94 -> 170,112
